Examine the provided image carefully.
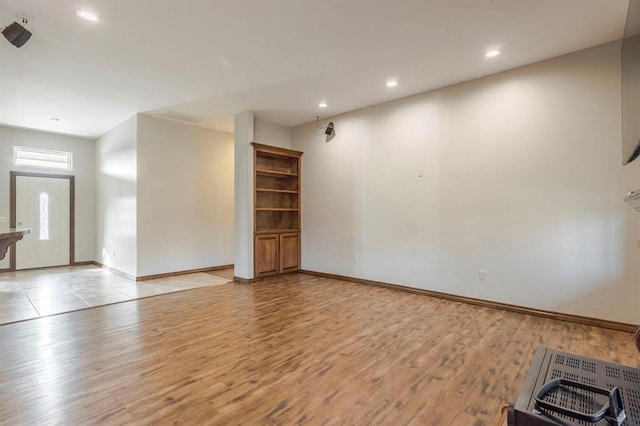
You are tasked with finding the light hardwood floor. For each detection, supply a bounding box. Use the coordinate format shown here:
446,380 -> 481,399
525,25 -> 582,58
0,272 -> 637,425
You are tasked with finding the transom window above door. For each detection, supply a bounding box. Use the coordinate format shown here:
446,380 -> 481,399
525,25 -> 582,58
13,146 -> 73,171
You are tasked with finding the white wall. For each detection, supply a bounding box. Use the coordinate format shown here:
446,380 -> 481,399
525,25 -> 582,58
0,125 -> 95,269
292,41 -> 640,324
95,116 -> 137,277
622,35 -> 640,164
137,115 -> 234,277
254,118 -> 293,149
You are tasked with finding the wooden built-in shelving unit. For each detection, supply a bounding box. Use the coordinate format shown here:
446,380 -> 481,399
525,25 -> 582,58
252,143 -> 303,278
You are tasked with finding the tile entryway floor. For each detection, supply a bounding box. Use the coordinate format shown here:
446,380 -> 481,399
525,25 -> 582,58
0,265 -> 232,325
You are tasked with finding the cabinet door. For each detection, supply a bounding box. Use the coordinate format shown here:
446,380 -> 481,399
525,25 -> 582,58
255,234 -> 279,277
280,233 -> 300,273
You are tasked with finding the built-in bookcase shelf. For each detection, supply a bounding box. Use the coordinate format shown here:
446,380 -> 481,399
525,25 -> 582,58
256,169 -> 299,178
255,229 -> 299,235
256,189 -> 299,194
252,143 -> 303,278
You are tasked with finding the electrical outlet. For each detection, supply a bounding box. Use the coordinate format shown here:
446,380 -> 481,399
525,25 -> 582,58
479,270 -> 487,281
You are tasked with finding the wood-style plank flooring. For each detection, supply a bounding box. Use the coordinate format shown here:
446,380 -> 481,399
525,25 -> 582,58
0,272 -> 637,425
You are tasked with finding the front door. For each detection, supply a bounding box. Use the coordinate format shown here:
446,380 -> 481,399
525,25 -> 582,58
15,175 -> 71,269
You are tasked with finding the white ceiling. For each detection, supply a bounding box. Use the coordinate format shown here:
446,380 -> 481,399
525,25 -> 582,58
0,0 -> 630,138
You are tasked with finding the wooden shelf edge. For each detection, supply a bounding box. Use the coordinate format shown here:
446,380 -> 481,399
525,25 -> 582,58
256,189 -> 299,194
251,142 -> 304,158
255,229 -> 300,235
256,169 -> 299,177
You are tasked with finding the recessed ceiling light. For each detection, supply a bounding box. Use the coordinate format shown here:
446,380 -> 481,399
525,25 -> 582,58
48,117 -> 60,122
76,10 -> 99,22
318,102 -> 328,108
386,80 -> 398,87
485,49 -> 501,58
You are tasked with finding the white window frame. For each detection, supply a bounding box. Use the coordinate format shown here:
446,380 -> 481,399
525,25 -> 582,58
13,146 -> 73,171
